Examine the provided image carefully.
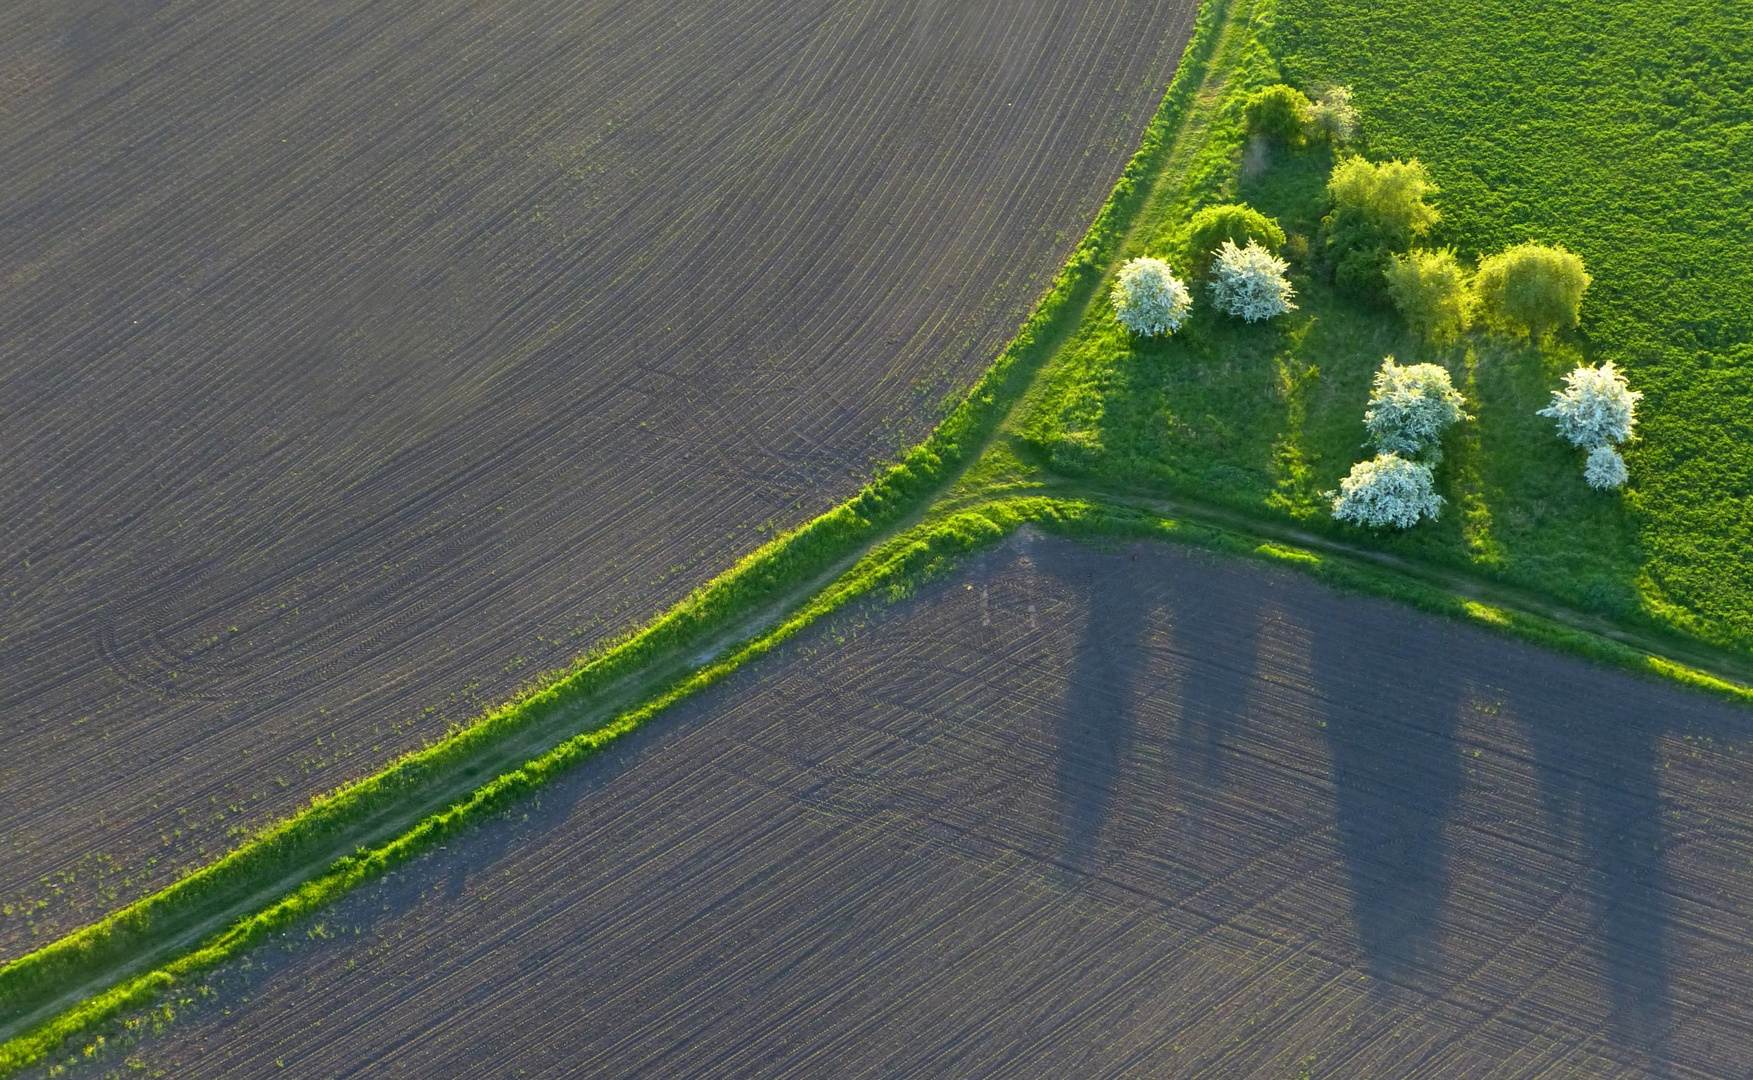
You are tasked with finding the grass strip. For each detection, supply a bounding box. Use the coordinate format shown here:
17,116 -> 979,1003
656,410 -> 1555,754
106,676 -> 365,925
0,2 -> 1238,1070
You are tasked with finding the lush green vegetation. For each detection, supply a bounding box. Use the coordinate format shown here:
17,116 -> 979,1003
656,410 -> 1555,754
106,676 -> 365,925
1276,0 -> 1753,645
11,0 -> 1753,1071
1022,0 -> 1753,652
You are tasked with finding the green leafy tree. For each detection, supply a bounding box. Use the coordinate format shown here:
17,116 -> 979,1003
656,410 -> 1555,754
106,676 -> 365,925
1185,203 -> 1285,274
1245,84 -> 1312,142
1327,157 -> 1441,235
1475,242 -> 1591,339
1385,248 -> 1472,341
1319,157 -> 1440,303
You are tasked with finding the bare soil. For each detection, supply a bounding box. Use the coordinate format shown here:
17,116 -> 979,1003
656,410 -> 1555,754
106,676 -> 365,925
0,0 -> 1196,953
53,532 -> 1753,1079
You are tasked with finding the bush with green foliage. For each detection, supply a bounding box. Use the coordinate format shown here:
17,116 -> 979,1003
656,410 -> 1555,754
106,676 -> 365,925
1328,157 -> 1441,235
1474,242 -> 1591,338
1385,248 -> 1471,341
1537,360 -> 1641,449
1245,84 -> 1312,142
1585,445 -> 1630,490
1329,453 -> 1444,529
1209,239 -> 1296,322
1363,356 -> 1467,460
1185,203 -> 1286,273
1111,257 -> 1192,337
1305,84 -> 1359,144
1320,157 -> 1439,302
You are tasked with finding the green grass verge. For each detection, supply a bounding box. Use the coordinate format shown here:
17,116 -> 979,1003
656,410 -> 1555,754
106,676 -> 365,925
1018,0 -> 1753,655
0,2 -> 1239,1071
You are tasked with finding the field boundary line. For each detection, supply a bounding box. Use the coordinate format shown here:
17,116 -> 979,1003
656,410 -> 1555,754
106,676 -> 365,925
965,493 -> 1753,706
0,0 -> 1241,1070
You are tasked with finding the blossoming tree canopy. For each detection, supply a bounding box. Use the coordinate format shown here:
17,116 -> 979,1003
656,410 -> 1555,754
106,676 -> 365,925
1537,360 -> 1641,449
1208,239 -> 1296,322
1363,357 -> 1467,459
1112,257 -> 1192,337
1330,453 -> 1444,529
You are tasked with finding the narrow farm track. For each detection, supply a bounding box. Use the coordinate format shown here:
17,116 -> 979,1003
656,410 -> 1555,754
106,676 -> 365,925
0,0 -> 1197,953
64,532 -> 1753,1079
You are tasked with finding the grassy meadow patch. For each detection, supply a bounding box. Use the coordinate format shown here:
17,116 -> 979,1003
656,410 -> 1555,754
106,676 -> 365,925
1022,0 -> 1752,650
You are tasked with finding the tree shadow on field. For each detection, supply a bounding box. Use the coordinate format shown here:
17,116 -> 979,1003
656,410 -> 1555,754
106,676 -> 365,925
1508,656 -> 1731,1077
1037,540 -> 1154,875
1166,562 -> 1264,792
1310,601 -> 1465,988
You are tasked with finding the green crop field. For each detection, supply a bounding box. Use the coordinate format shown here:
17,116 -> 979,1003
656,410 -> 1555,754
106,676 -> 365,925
1022,0 -> 1753,652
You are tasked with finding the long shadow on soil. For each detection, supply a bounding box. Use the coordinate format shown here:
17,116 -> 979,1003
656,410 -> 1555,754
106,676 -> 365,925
1510,654 -> 1705,1075
1310,606 -> 1466,990
1038,542 -> 1154,872
1162,564 -> 1264,864
1306,601 -> 1753,1074
1034,541 -> 1266,886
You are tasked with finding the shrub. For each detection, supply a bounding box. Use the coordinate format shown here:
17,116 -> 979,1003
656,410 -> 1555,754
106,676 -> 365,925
1329,453 -> 1444,529
1305,84 -> 1359,144
1246,84 -> 1312,142
1385,248 -> 1472,341
1185,203 -> 1286,275
1208,239 -> 1296,322
1536,360 -> 1641,448
1320,157 -> 1439,302
1475,242 -> 1591,338
1363,356 -> 1468,460
1111,257 -> 1192,337
1584,445 -> 1629,490
1327,157 -> 1440,236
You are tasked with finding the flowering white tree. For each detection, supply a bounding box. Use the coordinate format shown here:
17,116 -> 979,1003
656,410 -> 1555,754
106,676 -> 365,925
1584,445 -> 1629,490
1306,85 -> 1360,144
1208,239 -> 1296,322
1329,453 -> 1444,529
1537,360 -> 1641,448
1363,357 -> 1467,460
1112,257 -> 1192,337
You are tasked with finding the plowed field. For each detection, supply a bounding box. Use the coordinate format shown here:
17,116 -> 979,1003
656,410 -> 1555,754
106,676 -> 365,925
63,532 -> 1753,1079
0,0 -> 1197,952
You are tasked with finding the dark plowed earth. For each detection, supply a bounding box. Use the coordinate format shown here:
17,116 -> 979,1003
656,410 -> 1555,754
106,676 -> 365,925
57,531 -> 1753,1079
0,0 -> 1196,952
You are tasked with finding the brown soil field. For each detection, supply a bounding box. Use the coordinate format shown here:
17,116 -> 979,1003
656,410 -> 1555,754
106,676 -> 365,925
50,532 -> 1753,1079
0,0 -> 1197,953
